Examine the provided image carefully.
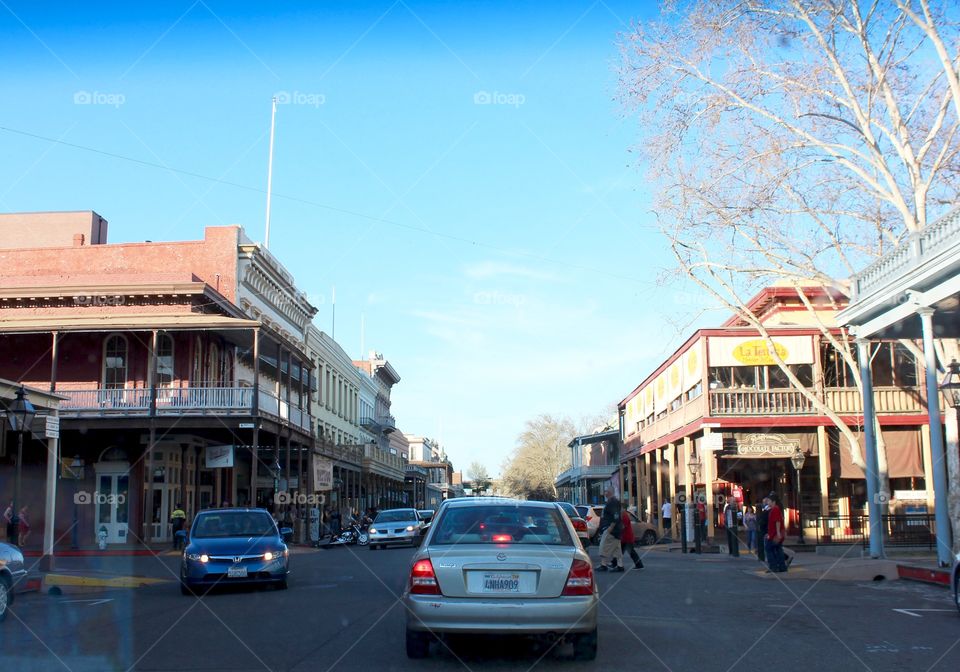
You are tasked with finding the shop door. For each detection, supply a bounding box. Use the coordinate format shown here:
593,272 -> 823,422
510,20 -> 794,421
94,470 -> 130,544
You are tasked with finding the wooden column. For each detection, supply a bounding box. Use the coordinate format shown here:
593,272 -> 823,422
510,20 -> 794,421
703,427 -> 716,540
920,424 -> 935,512
817,425 -> 830,524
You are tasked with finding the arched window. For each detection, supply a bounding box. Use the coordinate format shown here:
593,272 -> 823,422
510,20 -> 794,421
103,335 -> 128,389
207,343 -> 220,385
157,334 -> 174,388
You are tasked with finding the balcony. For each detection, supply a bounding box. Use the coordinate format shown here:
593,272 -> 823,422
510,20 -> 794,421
360,413 -> 397,434
57,385 -> 312,432
708,387 -> 924,417
363,445 -> 406,480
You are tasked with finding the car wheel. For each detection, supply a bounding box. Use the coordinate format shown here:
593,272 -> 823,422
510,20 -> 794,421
571,628 -> 597,661
406,629 -> 430,659
0,575 -> 12,622
642,530 -> 657,546
357,533 -> 370,546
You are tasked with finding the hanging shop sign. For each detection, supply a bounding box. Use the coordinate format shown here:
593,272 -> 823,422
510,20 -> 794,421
313,457 -> 334,491
205,445 -> 235,468
735,433 -> 800,458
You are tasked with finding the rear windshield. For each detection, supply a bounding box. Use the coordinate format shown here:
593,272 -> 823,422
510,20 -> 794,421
375,510 -> 417,523
557,502 -> 578,518
192,511 -> 276,538
430,504 -> 573,546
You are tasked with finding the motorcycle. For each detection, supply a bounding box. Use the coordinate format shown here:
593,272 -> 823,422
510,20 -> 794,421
327,520 -> 370,547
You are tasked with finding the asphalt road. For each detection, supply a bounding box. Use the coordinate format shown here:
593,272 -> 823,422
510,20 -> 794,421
1,545 -> 958,672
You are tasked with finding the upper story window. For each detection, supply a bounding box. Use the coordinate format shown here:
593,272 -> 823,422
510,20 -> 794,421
710,365 -> 813,390
103,334 -> 128,389
822,345 -> 856,387
685,381 -> 703,401
157,334 -> 174,388
871,342 -> 919,387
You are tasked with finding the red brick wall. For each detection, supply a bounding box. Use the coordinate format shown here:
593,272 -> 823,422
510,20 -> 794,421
0,225 -> 240,302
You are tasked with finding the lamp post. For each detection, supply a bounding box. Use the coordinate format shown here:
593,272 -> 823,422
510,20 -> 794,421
7,386 -> 36,547
791,447 -> 807,545
70,455 -> 84,549
941,360 -> 960,409
688,453 -> 702,554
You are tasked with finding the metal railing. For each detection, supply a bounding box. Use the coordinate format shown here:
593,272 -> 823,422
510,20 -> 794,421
154,386 -> 252,411
60,388 -> 152,410
815,514 -> 937,548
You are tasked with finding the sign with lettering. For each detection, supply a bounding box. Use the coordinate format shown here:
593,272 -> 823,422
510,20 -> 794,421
205,445 -> 234,468
313,457 -> 333,491
709,336 -> 814,367
735,433 -> 800,457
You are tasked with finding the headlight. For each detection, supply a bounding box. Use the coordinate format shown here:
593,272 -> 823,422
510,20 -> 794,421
369,528 -> 378,534
264,551 -> 274,561
406,525 -> 415,532
186,553 -> 209,563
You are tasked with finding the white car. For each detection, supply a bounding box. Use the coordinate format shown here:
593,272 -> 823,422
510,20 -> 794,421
576,505 -> 658,546
369,508 -> 423,549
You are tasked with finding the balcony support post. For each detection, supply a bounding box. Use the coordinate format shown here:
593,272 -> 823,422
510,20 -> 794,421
916,308 -> 953,567
49,331 -> 59,392
252,328 -> 260,415
856,338 -> 885,559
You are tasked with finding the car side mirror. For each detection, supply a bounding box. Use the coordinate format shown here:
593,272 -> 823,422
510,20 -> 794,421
280,527 -> 293,541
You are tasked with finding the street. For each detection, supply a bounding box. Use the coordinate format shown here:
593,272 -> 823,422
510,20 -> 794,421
1,545 -> 957,672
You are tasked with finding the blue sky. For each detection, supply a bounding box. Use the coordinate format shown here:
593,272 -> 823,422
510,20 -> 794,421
0,0 -> 718,472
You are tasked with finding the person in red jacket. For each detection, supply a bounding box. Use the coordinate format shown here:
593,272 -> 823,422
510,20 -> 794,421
620,509 -> 644,570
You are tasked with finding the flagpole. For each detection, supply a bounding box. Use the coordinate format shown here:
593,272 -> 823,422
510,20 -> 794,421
264,96 -> 278,248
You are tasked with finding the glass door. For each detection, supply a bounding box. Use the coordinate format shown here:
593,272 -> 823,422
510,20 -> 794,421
95,473 -> 130,544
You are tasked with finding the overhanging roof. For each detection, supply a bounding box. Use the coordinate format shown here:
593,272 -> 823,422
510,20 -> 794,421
0,312 -> 261,334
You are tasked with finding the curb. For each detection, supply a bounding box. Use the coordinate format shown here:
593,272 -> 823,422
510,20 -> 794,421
897,563 -> 951,588
43,573 -> 172,589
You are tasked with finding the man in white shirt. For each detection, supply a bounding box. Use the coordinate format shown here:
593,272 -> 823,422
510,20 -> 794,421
661,499 -> 673,538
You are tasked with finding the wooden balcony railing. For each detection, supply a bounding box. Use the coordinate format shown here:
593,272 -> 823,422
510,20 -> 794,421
709,389 -> 815,416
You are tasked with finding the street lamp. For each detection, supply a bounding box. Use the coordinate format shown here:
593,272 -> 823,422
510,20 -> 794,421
791,447 -> 807,544
688,453 -> 702,554
941,360 -> 960,408
6,386 -> 36,547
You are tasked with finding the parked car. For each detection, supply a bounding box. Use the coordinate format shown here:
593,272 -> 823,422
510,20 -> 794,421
556,501 -> 590,546
369,508 -> 423,549
0,541 -> 27,622
180,508 -> 291,595
578,505 -> 658,546
403,497 -> 598,660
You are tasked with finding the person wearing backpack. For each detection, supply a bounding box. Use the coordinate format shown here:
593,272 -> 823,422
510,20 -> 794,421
620,509 -> 643,569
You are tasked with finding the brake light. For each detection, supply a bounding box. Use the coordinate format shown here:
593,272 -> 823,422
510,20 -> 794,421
492,534 -> 512,542
562,558 -> 594,596
573,519 -> 587,531
410,559 -> 440,595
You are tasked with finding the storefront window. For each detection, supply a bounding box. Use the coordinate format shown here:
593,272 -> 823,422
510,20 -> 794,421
767,364 -> 813,388
871,342 -> 919,387
822,344 -> 856,387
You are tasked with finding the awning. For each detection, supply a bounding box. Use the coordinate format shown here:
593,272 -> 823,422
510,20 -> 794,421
835,428 -> 923,479
0,312 -> 261,334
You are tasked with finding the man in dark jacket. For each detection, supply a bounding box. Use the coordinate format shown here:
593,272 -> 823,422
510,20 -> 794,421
597,487 -> 624,572
755,498 -> 769,563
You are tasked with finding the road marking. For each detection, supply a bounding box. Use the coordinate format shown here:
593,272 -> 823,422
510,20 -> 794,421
891,608 -> 955,617
59,598 -> 115,606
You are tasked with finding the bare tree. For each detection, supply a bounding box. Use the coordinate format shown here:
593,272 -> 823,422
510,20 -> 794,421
466,461 -> 491,493
501,414 -> 577,499
619,0 -> 960,513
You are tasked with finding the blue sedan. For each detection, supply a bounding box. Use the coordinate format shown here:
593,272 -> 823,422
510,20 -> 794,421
1,541 -> 27,622
180,508 -> 291,595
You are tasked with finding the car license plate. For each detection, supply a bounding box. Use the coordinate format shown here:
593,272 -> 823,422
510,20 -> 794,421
482,572 -> 520,593
227,565 -> 248,578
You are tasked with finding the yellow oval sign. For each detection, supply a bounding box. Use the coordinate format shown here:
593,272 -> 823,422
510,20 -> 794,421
733,339 -> 788,366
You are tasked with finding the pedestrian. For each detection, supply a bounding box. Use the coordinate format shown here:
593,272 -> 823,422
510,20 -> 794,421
620,509 -> 643,569
695,497 -> 707,541
17,505 -> 31,547
596,487 -> 624,572
661,498 -> 673,539
743,505 -> 757,553
764,492 -> 788,572
170,503 -> 187,550
3,500 -> 13,542
756,499 -> 769,563
722,498 -> 739,557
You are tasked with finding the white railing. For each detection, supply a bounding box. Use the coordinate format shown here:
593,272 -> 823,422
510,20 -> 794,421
61,388 -> 152,411
154,387 -> 252,411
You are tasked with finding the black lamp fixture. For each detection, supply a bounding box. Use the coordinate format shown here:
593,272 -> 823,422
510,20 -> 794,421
7,385 -> 36,546
941,359 -> 960,409
688,453 -> 702,480
791,446 -> 807,544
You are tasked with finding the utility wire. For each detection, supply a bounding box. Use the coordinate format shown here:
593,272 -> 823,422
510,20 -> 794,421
0,124 -> 657,286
